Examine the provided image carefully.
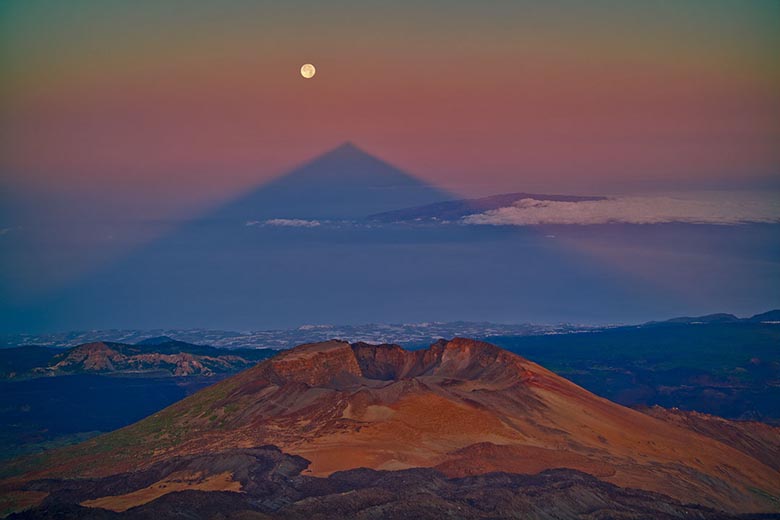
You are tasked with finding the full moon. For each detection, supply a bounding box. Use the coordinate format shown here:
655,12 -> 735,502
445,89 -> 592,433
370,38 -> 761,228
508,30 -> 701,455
300,63 -> 316,79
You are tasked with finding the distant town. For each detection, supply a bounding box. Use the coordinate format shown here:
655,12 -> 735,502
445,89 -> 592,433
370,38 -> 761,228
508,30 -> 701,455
1,321 -> 606,350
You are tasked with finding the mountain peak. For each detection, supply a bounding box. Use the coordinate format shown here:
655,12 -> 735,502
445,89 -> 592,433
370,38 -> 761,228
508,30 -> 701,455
266,339 -> 363,386
260,338 -> 533,387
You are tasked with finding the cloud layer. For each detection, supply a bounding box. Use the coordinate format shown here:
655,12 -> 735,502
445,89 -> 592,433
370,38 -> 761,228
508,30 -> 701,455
245,219 -> 322,228
462,193 -> 780,226
259,218 -> 321,228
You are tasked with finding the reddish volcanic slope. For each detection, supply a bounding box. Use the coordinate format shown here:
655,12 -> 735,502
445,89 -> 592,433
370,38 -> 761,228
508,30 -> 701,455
14,339 -> 780,513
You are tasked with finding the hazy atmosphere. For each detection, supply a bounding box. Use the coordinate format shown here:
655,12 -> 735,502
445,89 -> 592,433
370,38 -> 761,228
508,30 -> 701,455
2,3 -> 780,519
3,1 -> 779,333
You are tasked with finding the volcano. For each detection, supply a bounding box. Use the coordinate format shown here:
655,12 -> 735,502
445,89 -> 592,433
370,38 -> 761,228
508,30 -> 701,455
7,339 -> 780,517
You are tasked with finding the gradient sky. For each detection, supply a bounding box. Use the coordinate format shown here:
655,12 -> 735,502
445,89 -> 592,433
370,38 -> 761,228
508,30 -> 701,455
2,0 -> 779,205
1,1 -> 779,326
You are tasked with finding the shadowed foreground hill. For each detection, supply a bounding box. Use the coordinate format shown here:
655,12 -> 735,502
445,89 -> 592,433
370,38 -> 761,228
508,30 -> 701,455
4,339 -> 780,517
7,448 -> 740,520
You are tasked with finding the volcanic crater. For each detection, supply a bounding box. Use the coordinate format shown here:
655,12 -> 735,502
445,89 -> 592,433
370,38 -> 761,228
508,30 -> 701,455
5,338 -> 780,516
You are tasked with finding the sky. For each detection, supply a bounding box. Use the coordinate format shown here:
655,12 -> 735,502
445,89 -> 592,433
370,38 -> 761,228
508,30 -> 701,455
1,1 -> 779,331
2,1 -> 779,202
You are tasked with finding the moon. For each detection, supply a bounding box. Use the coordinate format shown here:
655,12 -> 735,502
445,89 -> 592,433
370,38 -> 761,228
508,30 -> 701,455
300,63 -> 316,79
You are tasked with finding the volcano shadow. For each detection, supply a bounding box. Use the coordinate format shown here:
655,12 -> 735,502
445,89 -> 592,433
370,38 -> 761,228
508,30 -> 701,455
22,143 -> 670,331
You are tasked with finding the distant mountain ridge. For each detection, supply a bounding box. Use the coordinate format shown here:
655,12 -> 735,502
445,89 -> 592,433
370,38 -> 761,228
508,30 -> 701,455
0,340 -> 276,379
662,313 -> 742,324
369,191 -> 607,222
747,309 -> 780,322
0,322 -> 579,349
4,309 -> 777,349
645,309 -> 780,325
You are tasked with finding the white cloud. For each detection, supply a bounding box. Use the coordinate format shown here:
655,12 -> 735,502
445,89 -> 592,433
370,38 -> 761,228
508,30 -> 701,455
0,226 -> 20,236
462,192 -> 780,226
263,218 -> 321,228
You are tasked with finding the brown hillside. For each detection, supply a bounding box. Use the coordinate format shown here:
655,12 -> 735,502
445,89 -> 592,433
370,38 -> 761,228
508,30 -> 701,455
10,338 -> 780,514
